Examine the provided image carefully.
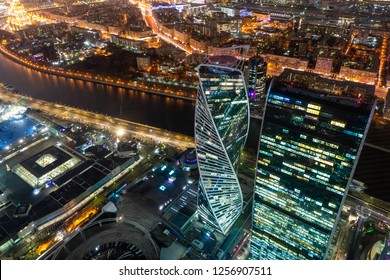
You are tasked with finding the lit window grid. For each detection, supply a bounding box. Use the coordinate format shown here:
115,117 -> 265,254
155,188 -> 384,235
251,87 -> 373,259
253,125 -> 354,249
195,64 -> 249,235
247,58 -> 267,101
251,202 -> 328,260
267,93 -> 366,143
259,135 -> 355,192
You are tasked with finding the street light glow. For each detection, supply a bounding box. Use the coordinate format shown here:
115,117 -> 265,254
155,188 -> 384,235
116,128 -> 125,137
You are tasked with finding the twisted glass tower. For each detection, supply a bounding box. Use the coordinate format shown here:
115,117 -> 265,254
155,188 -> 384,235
195,46 -> 250,235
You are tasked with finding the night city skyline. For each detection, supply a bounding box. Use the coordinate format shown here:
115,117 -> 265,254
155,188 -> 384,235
0,0 -> 389,261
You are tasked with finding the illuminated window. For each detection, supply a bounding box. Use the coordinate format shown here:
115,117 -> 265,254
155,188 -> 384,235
307,103 -> 321,110
306,108 -> 320,115
331,120 -> 346,128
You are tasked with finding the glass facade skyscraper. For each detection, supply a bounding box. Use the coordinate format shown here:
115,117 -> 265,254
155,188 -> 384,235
247,56 -> 267,107
250,78 -> 375,259
195,46 -> 250,235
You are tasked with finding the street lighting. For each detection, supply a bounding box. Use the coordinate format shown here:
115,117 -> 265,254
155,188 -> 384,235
116,128 -> 125,137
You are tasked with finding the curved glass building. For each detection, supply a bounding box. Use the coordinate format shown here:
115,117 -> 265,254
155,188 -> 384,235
195,46 -> 250,235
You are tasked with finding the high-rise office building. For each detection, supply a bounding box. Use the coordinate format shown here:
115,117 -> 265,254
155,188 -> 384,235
247,56 -> 267,109
250,73 -> 375,259
195,46 -> 250,235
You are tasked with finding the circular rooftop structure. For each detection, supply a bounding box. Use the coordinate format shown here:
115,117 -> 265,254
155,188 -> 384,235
207,55 -> 238,66
53,218 -> 160,260
179,148 -> 198,171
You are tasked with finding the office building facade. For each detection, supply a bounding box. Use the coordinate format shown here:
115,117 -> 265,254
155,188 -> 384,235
195,46 -> 250,235
247,56 -> 267,107
250,78 -> 375,259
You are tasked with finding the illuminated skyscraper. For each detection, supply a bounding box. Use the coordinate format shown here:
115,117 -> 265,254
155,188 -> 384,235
195,46 -> 250,235
250,75 -> 375,259
246,56 -> 267,110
